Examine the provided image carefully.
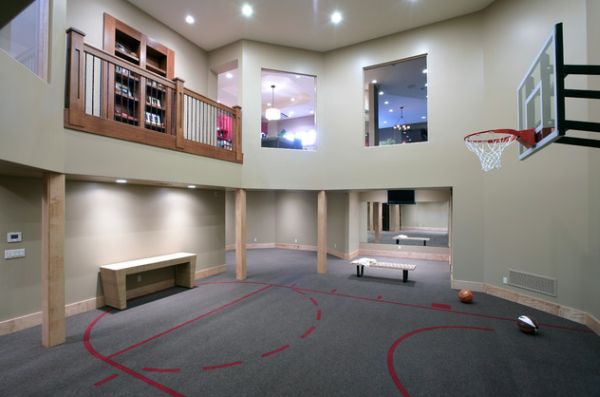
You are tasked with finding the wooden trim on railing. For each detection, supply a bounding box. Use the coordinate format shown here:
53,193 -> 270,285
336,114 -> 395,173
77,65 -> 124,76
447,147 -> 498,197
183,88 -> 234,114
174,78 -> 185,149
65,28 -> 243,164
233,106 -> 243,162
66,28 -> 86,127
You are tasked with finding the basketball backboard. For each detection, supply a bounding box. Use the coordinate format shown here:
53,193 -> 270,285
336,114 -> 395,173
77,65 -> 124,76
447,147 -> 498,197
517,24 -> 564,160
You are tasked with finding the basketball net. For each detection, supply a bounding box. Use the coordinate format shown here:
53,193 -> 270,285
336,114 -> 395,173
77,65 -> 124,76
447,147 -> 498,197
464,131 -> 517,172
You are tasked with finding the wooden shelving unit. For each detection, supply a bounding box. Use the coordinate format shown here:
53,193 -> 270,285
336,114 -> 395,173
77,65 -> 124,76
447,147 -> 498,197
103,13 -> 174,132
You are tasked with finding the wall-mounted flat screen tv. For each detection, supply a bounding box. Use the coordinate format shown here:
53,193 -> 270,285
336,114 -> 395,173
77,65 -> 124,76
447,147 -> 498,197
387,189 -> 415,204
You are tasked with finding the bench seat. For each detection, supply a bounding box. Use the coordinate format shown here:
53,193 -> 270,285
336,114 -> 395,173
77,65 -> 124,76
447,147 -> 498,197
100,252 -> 196,309
351,257 -> 416,282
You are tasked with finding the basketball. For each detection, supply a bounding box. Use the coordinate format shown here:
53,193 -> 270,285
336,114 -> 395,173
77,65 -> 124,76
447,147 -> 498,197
517,315 -> 539,334
458,288 -> 473,303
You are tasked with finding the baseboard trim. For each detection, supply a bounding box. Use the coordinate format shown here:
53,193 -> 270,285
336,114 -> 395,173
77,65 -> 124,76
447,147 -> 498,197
225,244 -> 235,251
275,243 -> 317,251
195,264 -> 227,279
247,243 -> 277,249
451,279 -> 598,334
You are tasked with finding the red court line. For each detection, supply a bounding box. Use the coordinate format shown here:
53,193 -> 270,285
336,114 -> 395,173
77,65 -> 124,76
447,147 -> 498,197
143,368 -> 181,373
107,285 -> 273,358
261,344 -> 290,358
387,326 -> 494,397
331,289 -> 337,293
84,311 -> 185,397
94,373 -> 118,387
195,281 -> 593,333
309,297 -> 319,306
292,288 -> 306,296
300,326 -> 316,339
377,295 -> 383,300
202,361 -> 243,371
432,303 -> 452,310
316,310 -> 322,321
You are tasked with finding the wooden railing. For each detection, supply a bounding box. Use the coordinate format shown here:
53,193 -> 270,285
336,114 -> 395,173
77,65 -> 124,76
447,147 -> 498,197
64,28 -> 243,163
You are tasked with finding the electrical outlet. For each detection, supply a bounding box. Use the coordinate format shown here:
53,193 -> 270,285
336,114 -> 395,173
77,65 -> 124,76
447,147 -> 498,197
4,248 -> 25,259
137,275 -> 142,282
253,237 -> 257,242
333,243 -> 337,248
502,276 -> 508,284
294,238 -> 298,243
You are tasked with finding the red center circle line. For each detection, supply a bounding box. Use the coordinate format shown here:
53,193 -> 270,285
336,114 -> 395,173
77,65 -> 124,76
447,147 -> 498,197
386,326 -> 495,397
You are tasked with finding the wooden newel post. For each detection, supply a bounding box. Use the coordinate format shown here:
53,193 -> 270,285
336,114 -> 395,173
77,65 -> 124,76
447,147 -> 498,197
65,28 -> 86,127
174,77 -> 185,149
233,106 -> 243,162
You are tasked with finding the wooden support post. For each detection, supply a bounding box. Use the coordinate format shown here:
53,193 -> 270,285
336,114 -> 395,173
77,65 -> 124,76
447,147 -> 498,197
373,202 -> 381,243
235,189 -> 247,280
233,106 -> 243,162
65,28 -> 86,127
41,173 -> 66,347
390,205 -> 400,232
174,77 -> 185,148
317,190 -> 327,274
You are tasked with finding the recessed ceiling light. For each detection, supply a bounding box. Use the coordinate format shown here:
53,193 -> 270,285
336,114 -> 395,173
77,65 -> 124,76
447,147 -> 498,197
289,111 -> 295,116
331,11 -> 343,25
291,97 -> 296,102
310,110 -> 314,114
116,179 -> 127,184
187,185 -> 197,189
241,4 -> 253,17
295,75 -> 301,79
225,72 -> 233,79
383,121 -> 388,124
424,83 -> 428,87
388,109 -> 393,112
185,15 -> 195,24
384,101 -> 389,105
422,68 -> 428,74
267,102 -> 272,107
379,91 -> 384,95
371,79 -> 377,84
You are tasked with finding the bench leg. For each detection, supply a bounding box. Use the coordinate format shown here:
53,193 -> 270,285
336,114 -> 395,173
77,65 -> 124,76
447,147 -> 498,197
360,265 -> 364,277
396,239 -> 400,245
403,269 -> 408,283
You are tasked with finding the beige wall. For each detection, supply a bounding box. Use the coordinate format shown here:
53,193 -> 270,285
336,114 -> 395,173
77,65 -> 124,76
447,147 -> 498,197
401,202 -> 449,230
327,191 -> 349,252
0,177 -> 42,321
0,176 -> 225,321
246,191 -> 277,244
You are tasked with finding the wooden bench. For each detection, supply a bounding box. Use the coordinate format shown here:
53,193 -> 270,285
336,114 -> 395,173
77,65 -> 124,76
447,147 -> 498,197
393,234 -> 431,246
100,252 -> 196,309
351,257 -> 416,282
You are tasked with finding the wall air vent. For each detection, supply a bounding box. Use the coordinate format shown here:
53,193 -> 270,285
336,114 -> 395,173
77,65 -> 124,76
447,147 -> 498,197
508,269 -> 557,297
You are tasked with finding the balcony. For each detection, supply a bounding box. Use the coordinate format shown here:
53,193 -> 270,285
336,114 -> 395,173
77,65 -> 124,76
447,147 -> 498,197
64,28 -> 243,163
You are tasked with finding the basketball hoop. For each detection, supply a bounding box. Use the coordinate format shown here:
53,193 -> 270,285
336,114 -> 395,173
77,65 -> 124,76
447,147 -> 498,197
464,129 -> 535,172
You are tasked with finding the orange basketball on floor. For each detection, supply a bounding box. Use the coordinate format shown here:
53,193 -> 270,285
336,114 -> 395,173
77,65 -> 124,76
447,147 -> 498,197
458,288 -> 473,303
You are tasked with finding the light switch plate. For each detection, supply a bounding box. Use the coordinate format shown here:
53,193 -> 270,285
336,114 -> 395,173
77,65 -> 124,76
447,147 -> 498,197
7,232 -> 22,243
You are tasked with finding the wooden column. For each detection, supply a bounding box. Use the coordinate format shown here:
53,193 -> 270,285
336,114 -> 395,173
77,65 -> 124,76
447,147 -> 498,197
41,173 -> 66,347
390,205 -> 400,232
235,189 -> 247,280
317,190 -> 327,274
373,202 -> 381,243
367,202 -> 373,231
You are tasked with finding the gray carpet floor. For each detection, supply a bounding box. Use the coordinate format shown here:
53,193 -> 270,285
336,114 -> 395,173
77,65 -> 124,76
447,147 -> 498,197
0,249 -> 598,396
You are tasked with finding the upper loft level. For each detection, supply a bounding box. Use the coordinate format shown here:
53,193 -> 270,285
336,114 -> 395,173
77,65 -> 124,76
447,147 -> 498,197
64,15 -> 243,164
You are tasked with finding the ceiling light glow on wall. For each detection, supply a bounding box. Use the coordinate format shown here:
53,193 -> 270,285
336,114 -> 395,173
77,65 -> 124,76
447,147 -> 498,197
241,4 -> 254,17
187,185 -> 197,189
185,15 -> 195,24
422,68 -> 428,74
225,72 -> 233,79
371,79 -> 377,84
116,179 -> 127,184
331,11 -> 343,24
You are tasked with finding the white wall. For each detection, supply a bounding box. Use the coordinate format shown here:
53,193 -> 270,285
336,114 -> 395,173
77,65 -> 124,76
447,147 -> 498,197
401,202 -> 449,230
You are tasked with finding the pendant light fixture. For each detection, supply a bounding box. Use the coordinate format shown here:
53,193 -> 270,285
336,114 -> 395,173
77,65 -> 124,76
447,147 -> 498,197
265,85 -> 281,121
393,106 -> 411,132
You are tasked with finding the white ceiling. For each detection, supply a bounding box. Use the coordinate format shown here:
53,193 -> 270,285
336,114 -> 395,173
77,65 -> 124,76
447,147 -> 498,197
127,0 -> 495,52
